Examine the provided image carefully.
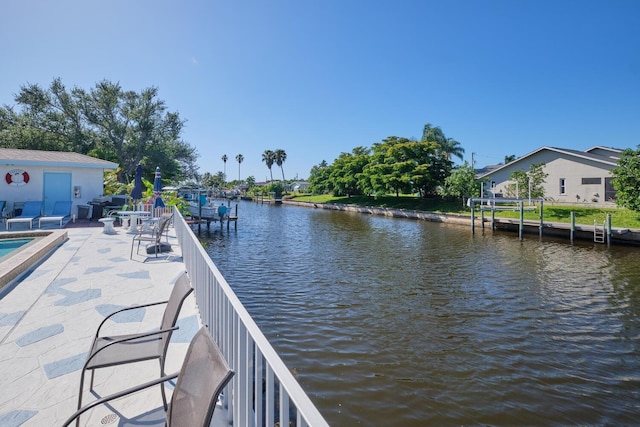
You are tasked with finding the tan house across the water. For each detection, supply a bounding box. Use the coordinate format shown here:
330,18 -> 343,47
477,146 -> 623,205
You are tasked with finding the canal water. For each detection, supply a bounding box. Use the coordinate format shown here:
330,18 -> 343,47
197,201 -> 640,426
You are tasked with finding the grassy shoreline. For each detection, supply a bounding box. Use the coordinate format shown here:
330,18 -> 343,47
288,194 -> 640,230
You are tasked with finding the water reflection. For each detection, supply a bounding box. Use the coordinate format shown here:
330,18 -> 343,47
198,201 -> 640,426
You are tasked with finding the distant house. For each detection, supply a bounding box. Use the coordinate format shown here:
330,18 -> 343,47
290,181 -> 310,192
0,148 -> 118,216
477,146 -> 623,204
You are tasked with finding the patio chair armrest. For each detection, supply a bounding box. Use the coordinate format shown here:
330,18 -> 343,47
62,372 -> 180,427
94,300 -> 169,337
85,326 -> 179,370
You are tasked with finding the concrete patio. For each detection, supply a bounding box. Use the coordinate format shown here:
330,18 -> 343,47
0,222 -> 203,426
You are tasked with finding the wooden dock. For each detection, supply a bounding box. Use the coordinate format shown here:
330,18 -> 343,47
187,203 -> 238,232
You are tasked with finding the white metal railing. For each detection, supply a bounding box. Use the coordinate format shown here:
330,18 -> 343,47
134,202 -> 173,218
173,206 -> 329,427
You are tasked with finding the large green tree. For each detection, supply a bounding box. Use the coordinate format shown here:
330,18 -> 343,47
308,161 -> 333,195
442,162 -> 483,206
365,137 -> 416,197
0,78 -> 198,183
364,136 -> 449,198
329,147 -> 370,197
612,147 -> 640,212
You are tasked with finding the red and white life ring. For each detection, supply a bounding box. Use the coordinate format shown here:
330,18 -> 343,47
5,169 -> 30,186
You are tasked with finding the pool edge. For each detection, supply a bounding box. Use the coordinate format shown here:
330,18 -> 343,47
0,230 -> 68,290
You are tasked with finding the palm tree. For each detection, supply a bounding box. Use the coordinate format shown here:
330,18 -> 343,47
421,122 -> 464,161
221,154 -> 228,180
235,154 -> 243,182
440,137 -> 465,161
504,154 -> 516,164
274,149 -> 287,182
262,150 -> 275,181
421,123 -> 446,146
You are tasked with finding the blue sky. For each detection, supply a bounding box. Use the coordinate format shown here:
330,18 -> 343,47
2,0 -> 639,182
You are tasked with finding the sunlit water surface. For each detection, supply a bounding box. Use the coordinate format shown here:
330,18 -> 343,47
198,201 -> 640,426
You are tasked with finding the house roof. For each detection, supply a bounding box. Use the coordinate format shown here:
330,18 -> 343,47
585,146 -> 623,156
477,146 -> 621,179
0,148 -> 118,169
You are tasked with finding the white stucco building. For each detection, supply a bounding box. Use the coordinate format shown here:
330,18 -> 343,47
0,148 -> 118,217
477,146 -> 623,204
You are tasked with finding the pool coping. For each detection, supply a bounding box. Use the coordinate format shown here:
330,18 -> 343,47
0,230 -> 68,290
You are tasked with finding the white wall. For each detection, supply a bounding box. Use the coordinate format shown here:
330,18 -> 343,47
1,164 -> 107,216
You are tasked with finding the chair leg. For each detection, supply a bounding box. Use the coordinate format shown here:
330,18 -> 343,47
159,359 -> 168,410
77,367 -> 89,425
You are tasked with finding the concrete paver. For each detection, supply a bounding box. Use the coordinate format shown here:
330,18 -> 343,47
0,225 -> 200,426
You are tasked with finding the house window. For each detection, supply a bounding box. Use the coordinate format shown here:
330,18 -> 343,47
559,178 -> 566,195
582,177 -> 601,185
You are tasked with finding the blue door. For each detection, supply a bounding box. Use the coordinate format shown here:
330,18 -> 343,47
43,173 -> 72,215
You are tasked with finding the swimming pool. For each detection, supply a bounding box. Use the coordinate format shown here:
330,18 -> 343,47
0,238 -> 34,257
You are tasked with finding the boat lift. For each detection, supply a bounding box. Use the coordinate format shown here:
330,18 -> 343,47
469,197 -> 613,245
469,197 -> 544,240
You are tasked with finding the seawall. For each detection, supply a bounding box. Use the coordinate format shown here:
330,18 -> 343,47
282,200 -> 640,247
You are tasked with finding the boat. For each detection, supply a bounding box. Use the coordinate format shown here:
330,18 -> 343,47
186,194 -> 227,221
187,202 -> 222,220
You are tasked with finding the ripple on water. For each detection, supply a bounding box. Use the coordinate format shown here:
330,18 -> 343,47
200,202 -> 640,426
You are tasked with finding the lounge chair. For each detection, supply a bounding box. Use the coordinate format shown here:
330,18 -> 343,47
64,326 -> 233,427
131,213 -> 173,259
38,201 -> 72,228
76,272 -> 194,414
6,201 -> 42,230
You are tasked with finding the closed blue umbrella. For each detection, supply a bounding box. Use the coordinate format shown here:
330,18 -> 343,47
153,166 -> 165,208
130,164 -> 143,202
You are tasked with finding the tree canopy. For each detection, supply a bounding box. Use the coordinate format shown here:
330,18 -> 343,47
307,122 -> 460,198
0,78 -> 198,183
442,162 -> 483,206
612,147 -> 640,212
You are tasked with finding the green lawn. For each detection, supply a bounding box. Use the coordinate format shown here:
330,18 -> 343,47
289,194 -> 640,230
